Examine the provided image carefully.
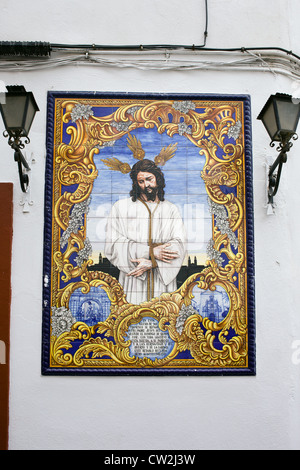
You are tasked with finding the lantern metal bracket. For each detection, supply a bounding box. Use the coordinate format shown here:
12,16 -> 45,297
3,129 -> 31,193
268,133 -> 298,204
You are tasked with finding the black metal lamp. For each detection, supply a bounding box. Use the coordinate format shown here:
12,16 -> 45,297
258,93 -> 300,205
0,85 -> 39,192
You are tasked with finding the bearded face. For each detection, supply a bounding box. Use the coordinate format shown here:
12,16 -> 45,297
130,160 -> 166,202
136,171 -> 158,201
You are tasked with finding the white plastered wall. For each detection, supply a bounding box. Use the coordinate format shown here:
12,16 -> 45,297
0,0 -> 299,450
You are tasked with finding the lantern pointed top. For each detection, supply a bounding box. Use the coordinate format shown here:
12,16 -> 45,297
6,85 -> 26,93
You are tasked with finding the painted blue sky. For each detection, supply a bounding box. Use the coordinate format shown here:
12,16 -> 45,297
91,127 -> 208,204
87,126 -> 212,261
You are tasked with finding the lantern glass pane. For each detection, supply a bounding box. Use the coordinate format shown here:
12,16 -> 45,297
0,94 -> 27,130
262,100 -> 279,141
276,99 -> 300,134
23,96 -> 37,135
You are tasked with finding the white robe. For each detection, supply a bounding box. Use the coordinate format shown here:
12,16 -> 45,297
104,197 -> 187,304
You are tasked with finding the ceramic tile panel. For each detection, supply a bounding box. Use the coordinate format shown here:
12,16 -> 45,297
42,92 -> 255,375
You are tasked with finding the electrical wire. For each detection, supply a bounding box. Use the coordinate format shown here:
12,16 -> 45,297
0,0 -> 300,66
49,44 -> 300,63
0,0 -> 299,81
51,0 -> 209,52
0,48 -> 299,82
1,0 -> 300,77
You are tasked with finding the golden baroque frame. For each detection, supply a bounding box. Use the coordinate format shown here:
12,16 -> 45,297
42,92 -> 255,375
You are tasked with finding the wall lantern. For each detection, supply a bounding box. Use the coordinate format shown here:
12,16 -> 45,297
0,85 -> 39,192
257,93 -> 300,205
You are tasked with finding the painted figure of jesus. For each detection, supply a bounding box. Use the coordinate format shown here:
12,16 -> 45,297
104,159 -> 187,304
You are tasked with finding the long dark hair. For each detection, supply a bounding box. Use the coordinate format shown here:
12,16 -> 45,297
129,159 -> 165,202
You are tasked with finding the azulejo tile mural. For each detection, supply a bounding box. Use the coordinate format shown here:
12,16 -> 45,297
42,92 -> 255,375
